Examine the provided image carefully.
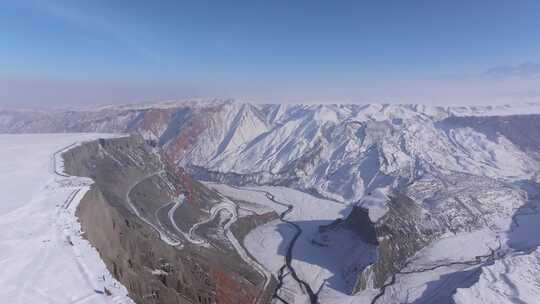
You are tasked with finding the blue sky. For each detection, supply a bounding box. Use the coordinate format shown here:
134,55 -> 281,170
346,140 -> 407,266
2,0 -> 540,106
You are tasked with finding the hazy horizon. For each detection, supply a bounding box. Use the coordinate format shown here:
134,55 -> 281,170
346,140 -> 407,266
2,1 -> 540,106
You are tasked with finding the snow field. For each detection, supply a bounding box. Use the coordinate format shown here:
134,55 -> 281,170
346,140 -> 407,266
0,134 -> 134,304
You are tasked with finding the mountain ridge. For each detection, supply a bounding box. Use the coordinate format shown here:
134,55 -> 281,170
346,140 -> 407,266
3,100 -> 540,303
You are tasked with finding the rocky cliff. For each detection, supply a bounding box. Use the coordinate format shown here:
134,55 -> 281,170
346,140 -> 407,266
350,193 -> 435,291
4,100 -> 540,302
62,135 -> 276,304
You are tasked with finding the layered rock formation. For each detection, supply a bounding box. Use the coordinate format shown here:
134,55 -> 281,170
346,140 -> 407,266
62,135 -> 276,304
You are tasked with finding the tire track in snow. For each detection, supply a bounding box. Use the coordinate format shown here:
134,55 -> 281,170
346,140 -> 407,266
50,141 -> 116,303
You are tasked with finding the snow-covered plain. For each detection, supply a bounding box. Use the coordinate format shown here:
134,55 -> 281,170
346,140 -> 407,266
0,134 -> 134,304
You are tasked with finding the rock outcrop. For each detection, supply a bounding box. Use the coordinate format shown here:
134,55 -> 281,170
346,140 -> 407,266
5,101 -> 540,302
354,193 -> 434,291
63,136 -> 275,304
325,192 -> 434,292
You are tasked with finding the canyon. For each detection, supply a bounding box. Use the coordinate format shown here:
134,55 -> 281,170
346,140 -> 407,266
2,100 -> 540,303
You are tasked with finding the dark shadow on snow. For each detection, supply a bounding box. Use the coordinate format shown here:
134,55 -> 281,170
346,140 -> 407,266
274,218 -> 376,294
411,266 -> 484,304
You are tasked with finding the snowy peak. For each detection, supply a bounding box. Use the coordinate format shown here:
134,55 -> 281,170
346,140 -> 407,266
2,101 -> 540,203
211,103 -> 270,161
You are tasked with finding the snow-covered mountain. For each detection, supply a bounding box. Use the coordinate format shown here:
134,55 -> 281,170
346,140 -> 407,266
3,100 -> 540,203
3,100 -> 540,303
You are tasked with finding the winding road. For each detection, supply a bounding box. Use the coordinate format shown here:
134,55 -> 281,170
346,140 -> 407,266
125,170 -> 184,247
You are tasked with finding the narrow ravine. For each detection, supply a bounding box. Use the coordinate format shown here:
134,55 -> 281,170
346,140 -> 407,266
260,191 -> 319,304
370,248 -> 499,304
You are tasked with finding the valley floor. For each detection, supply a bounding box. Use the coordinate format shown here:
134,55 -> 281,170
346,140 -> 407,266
0,134 -> 133,304
208,182 -> 540,304
2,133 -> 540,304
207,183 -> 377,304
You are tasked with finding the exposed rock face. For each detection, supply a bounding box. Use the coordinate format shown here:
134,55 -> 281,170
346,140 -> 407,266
319,206 -> 378,246
76,185 -> 215,304
346,169 -> 531,294
356,193 -> 434,291
63,136 -> 275,304
328,193 -> 434,292
186,165 -> 294,188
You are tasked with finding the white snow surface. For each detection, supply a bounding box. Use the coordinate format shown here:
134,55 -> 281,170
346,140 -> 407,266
357,188 -> 390,222
0,134 -> 134,304
168,101 -> 540,204
207,184 -> 378,303
454,248 -> 540,304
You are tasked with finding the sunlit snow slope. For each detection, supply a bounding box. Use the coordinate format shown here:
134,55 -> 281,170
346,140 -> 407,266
0,134 -> 133,304
4,101 -> 540,203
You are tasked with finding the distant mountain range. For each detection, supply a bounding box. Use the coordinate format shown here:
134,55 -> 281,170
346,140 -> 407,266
3,100 -> 540,202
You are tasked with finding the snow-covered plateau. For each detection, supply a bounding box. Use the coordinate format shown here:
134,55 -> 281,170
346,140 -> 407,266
0,134 -> 134,304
